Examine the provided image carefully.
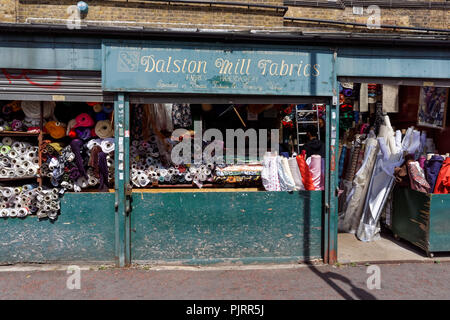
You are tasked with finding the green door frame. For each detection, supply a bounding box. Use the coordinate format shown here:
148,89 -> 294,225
114,93 -> 131,267
113,94 -> 339,267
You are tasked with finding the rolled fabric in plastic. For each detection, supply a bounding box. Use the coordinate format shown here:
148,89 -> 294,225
281,157 -> 297,191
308,155 -> 323,191
17,208 -> 28,217
77,176 -> 89,188
138,174 -> 149,187
88,176 -> 99,186
8,150 -> 18,158
1,137 -> 12,146
9,209 -> 18,217
1,157 -> 10,165
1,188 -> 12,197
101,138 -> 115,153
0,145 -> 11,154
0,208 -> 8,217
86,138 -> 102,150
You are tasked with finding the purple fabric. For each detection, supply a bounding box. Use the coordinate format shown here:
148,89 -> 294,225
69,167 -> 80,180
75,127 -> 91,140
11,119 -> 23,131
425,155 -> 444,192
418,156 -> 426,169
70,139 -> 87,178
98,151 -> 109,190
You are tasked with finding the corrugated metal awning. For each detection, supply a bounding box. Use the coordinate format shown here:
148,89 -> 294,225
338,76 -> 450,87
0,69 -> 113,102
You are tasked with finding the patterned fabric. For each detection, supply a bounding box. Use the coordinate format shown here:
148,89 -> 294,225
172,103 -> 192,129
261,153 -> 280,191
407,160 -> 431,193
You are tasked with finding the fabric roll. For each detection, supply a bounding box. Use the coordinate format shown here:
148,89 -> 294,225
261,152 -> 280,191
407,160 -> 431,193
425,155 -> 444,192
308,155 -> 322,191
418,156 -> 426,169
296,152 -> 315,191
433,157 -> 450,194
281,157 -> 297,191
288,157 -> 305,190
338,145 -> 347,184
339,137 -> 378,233
359,83 -> 369,112
73,113 -> 94,128
2,137 -> 12,146
21,101 -> 55,119
356,122 -> 404,242
45,121 -> 66,139
95,120 -> 114,139
100,138 -> 115,153
382,85 -> 399,113
277,157 -> 296,191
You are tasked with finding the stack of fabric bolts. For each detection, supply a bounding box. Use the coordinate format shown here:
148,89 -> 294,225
0,137 -> 40,178
261,150 -> 324,192
130,136 -> 217,188
337,111 -> 449,241
0,101 -> 55,133
41,105 -> 115,192
0,185 -> 61,219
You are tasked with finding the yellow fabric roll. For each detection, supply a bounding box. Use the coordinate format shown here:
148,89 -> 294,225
45,121 -> 66,139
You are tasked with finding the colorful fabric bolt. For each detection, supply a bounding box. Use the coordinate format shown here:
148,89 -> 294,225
425,155 -> 444,192
296,151 -> 315,191
407,160 -> 431,193
433,157 -> 450,194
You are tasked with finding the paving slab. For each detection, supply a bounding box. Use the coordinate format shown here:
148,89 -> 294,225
338,233 -> 450,264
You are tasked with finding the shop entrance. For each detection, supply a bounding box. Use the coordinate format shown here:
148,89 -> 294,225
125,95 -> 332,264
336,78 -> 450,263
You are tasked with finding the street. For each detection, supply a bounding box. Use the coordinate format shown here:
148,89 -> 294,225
0,262 -> 449,300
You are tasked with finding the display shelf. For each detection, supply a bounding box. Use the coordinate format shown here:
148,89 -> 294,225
0,176 -> 39,182
133,187 -> 263,193
0,131 -> 40,137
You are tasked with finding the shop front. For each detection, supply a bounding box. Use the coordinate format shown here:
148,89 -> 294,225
103,41 -> 336,265
0,27 -> 449,266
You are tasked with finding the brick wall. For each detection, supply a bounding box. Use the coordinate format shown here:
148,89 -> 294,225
0,0 -> 448,31
285,6 -> 449,31
1,0 -> 285,29
0,0 -> 16,22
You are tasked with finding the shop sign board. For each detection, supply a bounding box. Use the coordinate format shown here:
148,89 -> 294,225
102,41 -> 334,96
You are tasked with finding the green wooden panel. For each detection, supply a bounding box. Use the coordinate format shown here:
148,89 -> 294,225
393,188 -> 450,254
131,191 -> 323,264
0,192 -> 115,263
428,194 -> 450,253
392,187 -> 430,253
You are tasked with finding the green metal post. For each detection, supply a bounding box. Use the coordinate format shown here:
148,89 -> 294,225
328,50 -> 340,264
114,93 -> 131,267
324,102 -> 331,263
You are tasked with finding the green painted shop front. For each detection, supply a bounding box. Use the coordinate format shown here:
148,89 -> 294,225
0,29 -> 449,266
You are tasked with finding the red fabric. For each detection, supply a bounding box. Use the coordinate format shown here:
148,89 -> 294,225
433,158 -> 450,194
68,129 -> 77,139
296,151 -> 315,191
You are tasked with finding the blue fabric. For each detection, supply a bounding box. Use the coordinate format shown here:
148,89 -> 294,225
425,155 -> 444,192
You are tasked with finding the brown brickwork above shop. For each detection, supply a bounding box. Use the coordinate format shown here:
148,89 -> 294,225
285,2 -> 449,32
0,0 -> 286,29
0,0 -> 448,32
